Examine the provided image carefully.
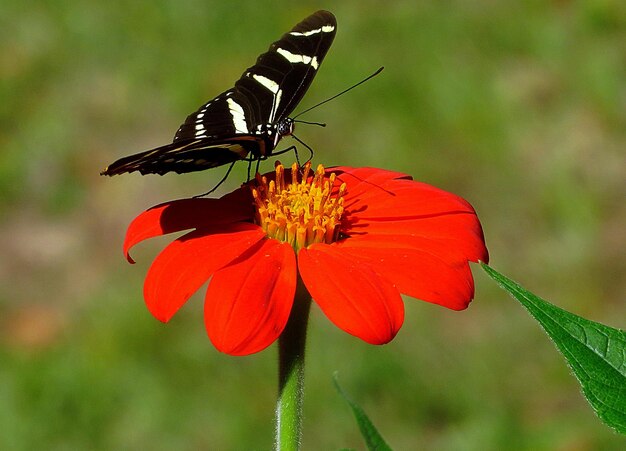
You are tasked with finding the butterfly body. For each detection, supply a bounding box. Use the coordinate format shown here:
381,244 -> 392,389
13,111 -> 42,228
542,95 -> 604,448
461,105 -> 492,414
102,11 -> 336,176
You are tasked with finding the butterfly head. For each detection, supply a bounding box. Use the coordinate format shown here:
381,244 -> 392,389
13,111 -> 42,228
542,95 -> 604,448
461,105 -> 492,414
278,117 -> 295,137
273,117 -> 295,147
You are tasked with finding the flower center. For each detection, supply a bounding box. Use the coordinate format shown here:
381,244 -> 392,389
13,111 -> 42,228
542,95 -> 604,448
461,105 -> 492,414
252,162 -> 346,252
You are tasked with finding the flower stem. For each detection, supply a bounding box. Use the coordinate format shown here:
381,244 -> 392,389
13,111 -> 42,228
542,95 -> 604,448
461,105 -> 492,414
275,276 -> 311,451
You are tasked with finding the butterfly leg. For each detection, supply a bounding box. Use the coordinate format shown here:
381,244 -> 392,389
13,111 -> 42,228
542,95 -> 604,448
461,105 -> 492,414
290,135 -> 315,166
247,157 -> 254,181
193,160 -> 238,198
271,145 -> 296,157
271,145 -> 302,166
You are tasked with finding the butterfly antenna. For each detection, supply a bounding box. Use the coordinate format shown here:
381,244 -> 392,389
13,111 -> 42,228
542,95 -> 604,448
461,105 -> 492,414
293,120 -> 326,127
293,66 -> 384,119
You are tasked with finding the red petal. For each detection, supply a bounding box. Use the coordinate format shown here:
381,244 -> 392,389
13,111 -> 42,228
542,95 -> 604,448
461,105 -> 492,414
205,239 -> 296,356
337,243 -> 475,310
298,245 -> 404,344
327,167 -> 411,198
329,167 -> 487,261
343,179 -> 477,221
344,214 -> 489,264
330,166 -> 412,185
143,223 -> 264,322
124,194 -> 253,263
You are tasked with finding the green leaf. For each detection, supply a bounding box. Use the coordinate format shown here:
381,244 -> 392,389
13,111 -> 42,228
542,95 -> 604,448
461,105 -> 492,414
481,263 -> 626,434
333,373 -> 393,451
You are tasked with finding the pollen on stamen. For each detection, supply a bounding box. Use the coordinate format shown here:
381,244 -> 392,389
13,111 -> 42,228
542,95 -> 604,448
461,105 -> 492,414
251,161 -> 346,252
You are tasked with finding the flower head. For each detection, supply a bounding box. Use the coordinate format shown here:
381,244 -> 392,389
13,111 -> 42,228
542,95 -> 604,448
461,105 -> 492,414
124,162 -> 488,355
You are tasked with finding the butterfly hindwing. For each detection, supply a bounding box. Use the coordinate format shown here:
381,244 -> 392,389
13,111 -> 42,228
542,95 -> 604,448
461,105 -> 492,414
101,10 -> 336,176
103,137 -> 261,176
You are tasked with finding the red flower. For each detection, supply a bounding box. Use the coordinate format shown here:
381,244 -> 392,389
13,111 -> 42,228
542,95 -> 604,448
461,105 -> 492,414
124,163 -> 488,355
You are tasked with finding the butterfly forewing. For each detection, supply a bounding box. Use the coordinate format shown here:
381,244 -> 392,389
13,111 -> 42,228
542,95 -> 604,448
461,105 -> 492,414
174,90 -> 253,141
247,10 -> 336,123
101,10 -> 336,177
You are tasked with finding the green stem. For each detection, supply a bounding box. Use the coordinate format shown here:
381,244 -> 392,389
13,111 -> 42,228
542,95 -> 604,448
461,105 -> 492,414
275,276 -> 311,451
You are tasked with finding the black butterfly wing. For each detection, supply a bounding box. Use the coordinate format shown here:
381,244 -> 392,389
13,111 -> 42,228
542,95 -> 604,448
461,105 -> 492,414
234,10 -> 337,125
101,88 -> 264,176
172,90 -> 259,142
174,10 -> 336,140
101,10 -> 336,176
100,136 -> 261,176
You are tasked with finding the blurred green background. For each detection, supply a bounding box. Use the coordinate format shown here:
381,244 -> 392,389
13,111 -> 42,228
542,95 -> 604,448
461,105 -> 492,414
1,0 -> 625,449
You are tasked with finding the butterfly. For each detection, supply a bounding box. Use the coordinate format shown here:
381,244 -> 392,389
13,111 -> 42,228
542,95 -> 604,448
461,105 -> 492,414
101,10 -> 336,176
